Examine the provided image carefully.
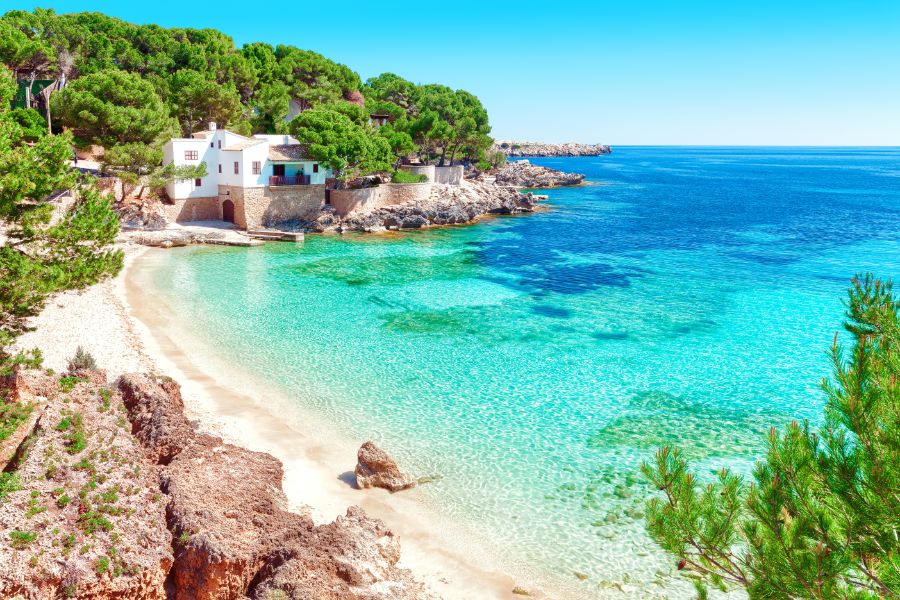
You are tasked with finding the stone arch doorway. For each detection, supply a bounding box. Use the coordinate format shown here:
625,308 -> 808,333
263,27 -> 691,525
222,199 -> 235,223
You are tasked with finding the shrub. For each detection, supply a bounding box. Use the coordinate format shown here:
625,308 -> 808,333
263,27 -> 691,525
0,472 -> 22,502
391,170 -> 428,184
9,530 -> 37,549
67,346 -> 97,372
96,556 -> 110,574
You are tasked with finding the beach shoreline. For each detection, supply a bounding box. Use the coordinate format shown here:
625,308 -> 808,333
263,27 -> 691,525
19,240 -> 570,599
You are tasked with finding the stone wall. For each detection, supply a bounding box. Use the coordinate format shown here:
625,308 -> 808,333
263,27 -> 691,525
434,166 -> 464,186
161,197 -> 222,223
330,183 -> 434,217
330,186 -> 390,217
399,164 -> 435,183
384,182 -> 433,205
218,184 -> 325,229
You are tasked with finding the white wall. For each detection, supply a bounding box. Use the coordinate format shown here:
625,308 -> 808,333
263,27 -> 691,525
164,138 -> 217,200
162,128 -> 332,198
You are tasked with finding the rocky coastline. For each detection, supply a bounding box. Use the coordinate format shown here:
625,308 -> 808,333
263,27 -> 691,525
491,160 -> 585,187
0,368 -> 431,599
492,140 -> 611,157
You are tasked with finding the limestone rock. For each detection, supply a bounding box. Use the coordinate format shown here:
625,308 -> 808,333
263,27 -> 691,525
494,160 -> 585,188
161,434 -> 311,600
250,506 -> 432,600
0,371 -> 172,599
118,373 -> 195,465
355,441 -> 416,492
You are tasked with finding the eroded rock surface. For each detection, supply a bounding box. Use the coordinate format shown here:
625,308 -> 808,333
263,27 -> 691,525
161,434 -> 311,600
118,373 -> 195,465
0,371 -> 172,599
494,160 -> 585,188
355,441 -> 417,492
251,506 -> 432,600
1,369 -> 433,600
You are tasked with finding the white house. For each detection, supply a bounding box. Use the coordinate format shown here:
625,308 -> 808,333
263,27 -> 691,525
162,123 -> 330,201
160,123 -> 332,229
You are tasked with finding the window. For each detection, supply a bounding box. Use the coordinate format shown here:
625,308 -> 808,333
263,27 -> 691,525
218,164 -> 222,174
313,163 -> 319,173
252,161 -> 261,175
184,150 -> 198,161
209,142 -> 213,148
233,161 -> 239,175
195,178 -> 202,187
217,140 -> 221,149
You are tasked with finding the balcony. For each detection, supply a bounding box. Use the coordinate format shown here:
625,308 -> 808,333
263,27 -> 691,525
269,175 -> 311,187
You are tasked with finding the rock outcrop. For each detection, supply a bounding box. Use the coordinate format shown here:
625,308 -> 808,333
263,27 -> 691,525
338,180 -> 538,233
118,373 -> 195,465
0,370 -> 433,599
0,372 -> 173,599
493,140 -> 611,157
355,441 -> 417,492
251,506 -> 431,600
493,160 -> 585,188
161,434 -> 311,600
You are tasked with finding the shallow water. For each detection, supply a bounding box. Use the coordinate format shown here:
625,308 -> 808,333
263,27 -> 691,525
146,147 -> 900,596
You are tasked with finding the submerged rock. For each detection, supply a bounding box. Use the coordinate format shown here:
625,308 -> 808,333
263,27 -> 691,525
355,441 -> 417,492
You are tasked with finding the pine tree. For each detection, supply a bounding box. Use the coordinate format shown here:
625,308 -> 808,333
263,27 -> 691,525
0,67 -> 122,373
642,274 -> 900,599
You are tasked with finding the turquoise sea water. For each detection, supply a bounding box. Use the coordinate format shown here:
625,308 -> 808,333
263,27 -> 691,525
145,147 -> 900,596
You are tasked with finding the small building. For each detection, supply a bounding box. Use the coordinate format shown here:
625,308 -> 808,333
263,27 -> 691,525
161,124 -> 332,229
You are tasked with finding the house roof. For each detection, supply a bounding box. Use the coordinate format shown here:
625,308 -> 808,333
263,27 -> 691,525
222,139 -> 266,151
268,144 -> 312,162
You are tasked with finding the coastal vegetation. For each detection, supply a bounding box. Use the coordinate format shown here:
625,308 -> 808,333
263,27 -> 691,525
642,275 -> 900,598
0,67 -> 122,374
0,8 -> 495,186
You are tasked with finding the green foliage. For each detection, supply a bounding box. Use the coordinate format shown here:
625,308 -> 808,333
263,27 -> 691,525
289,108 -> 392,182
170,68 -> 243,136
0,472 -> 22,502
642,274 -> 900,598
67,345 -> 96,371
391,170 -> 428,184
52,69 -> 172,147
0,397 -> 33,442
0,72 -> 123,369
7,108 -> 45,141
9,529 -> 36,549
96,555 -> 110,574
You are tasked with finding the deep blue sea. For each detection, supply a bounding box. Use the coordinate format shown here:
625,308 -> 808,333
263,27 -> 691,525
144,147 -> 900,597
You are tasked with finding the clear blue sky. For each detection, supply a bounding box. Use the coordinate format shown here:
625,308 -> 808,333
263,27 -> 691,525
7,1 -> 900,145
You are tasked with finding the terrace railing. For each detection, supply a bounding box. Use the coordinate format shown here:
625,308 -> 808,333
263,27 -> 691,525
269,175 -> 311,186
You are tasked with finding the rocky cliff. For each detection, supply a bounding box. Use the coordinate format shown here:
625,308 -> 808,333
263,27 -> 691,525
0,369 -> 432,599
493,141 -> 611,157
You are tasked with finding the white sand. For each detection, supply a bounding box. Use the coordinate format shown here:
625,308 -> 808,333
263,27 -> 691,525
15,241 -> 558,600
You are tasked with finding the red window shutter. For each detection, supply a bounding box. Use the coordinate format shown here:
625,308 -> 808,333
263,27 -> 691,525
313,164 -> 319,173
195,178 -> 202,186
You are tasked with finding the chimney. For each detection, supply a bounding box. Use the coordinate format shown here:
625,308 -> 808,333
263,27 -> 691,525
209,122 -> 217,131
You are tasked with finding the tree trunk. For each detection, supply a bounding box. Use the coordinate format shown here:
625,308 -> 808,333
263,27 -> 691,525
39,80 -> 57,135
449,144 -> 459,166
438,145 -> 447,167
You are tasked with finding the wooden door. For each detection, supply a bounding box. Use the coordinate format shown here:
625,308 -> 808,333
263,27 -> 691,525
222,199 -> 235,223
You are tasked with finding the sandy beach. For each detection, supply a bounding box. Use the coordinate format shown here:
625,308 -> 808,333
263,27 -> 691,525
15,241 -> 559,600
